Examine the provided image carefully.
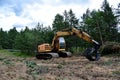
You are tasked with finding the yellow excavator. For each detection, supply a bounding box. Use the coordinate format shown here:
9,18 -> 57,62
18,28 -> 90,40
36,27 -> 100,61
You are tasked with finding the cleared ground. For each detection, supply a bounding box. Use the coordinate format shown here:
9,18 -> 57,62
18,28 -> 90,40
0,51 -> 120,80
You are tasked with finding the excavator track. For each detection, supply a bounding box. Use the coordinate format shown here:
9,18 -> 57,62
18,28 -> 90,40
36,53 -> 59,59
36,51 -> 72,59
58,51 -> 72,57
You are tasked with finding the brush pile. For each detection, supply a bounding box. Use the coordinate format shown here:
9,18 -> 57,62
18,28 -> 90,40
101,41 -> 120,55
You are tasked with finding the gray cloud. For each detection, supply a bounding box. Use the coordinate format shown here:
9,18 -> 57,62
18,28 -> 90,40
0,0 -> 119,31
0,0 -> 43,16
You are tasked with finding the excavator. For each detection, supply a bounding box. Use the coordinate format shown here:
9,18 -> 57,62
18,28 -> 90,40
36,27 -> 100,61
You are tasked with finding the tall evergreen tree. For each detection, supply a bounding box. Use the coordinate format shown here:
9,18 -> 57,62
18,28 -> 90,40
101,0 -> 118,41
8,27 -> 18,49
15,27 -> 35,53
52,9 -> 80,52
68,9 -> 79,27
52,14 -> 65,31
81,0 -> 119,43
0,28 -> 8,49
63,9 -> 79,27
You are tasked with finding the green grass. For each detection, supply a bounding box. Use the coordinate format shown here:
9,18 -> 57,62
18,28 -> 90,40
103,59 -> 113,66
112,71 -> 120,75
2,59 -> 14,65
0,49 -> 34,58
24,60 -> 37,68
70,47 -> 85,55
57,64 -> 63,69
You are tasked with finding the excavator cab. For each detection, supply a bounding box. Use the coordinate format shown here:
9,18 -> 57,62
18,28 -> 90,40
57,37 -> 72,57
52,37 -> 66,52
58,37 -> 66,51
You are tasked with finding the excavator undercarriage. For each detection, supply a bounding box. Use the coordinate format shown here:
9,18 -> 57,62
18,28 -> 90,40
36,37 -> 72,59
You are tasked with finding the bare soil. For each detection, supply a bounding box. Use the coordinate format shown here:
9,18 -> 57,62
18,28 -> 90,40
0,53 -> 120,80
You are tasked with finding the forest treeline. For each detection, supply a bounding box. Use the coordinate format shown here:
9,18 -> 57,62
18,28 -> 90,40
0,0 -> 120,54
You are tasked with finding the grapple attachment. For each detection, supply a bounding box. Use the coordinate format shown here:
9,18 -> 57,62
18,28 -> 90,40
83,47 -> 100,61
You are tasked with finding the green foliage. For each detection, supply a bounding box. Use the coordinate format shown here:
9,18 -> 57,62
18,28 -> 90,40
52,14 -> 66,31
103,59 -> 113,66
15,27 -> 36,53
112,71 -> 120,75
0,28 -> 9,49
81,0 -> 119,44
101,0 -> 118,42
24,60 -> 50,75
0,57 -> 5,61
57,64 -> 63,69
64,9 -> 79,27
2,59 -> 14,65
14,25 -> 54,54
58,10 -> 82,51
8,27 -> 18,49
0,27 -> 19,49
70,47 -> 85,55
24,60 -> 37,68
0,49 -> 33,58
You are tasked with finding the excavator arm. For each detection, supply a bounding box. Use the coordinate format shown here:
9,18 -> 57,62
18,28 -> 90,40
72,28 -> 100,61
51,27 -> 100,61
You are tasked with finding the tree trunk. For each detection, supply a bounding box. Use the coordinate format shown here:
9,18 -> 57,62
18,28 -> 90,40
96,21 -> 104,45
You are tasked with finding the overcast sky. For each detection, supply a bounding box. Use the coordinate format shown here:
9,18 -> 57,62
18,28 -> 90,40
0,0 -> 119,31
